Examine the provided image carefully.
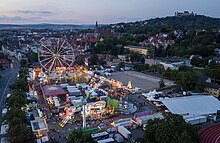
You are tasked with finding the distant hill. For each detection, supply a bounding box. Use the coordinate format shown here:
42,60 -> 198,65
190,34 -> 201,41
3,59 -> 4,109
0,23 -> 95,30
108,15 -> 220,35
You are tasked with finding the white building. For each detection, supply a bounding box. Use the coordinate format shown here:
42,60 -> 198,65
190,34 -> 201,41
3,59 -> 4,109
161,95 -> 220,116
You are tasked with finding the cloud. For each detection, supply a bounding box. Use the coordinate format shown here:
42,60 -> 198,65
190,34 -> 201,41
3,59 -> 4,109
0,15 -> 42,22
17,10 -> 53,15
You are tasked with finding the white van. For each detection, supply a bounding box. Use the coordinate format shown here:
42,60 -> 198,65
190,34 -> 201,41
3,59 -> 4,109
143,124 -> 147,130
6,94 -> 11,99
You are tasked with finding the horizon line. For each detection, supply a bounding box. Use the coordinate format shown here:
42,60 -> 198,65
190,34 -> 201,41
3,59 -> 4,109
0,14 -> 219,26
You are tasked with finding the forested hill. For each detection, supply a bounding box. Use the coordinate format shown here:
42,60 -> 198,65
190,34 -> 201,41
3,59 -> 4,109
108,15 -> 220,35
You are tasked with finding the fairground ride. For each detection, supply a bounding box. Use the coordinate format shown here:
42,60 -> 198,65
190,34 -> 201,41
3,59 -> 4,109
38,37 -> 75,72
38,38 -> 88,84
59,91 -> 92,130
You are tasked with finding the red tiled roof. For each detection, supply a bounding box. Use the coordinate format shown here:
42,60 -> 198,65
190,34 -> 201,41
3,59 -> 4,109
99,30 -> 114,38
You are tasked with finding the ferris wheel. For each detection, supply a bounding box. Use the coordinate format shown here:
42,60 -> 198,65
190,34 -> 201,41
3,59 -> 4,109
38,38 -> 75,72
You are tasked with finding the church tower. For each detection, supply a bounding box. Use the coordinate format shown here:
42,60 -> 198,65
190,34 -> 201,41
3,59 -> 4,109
95,21 -> 99,33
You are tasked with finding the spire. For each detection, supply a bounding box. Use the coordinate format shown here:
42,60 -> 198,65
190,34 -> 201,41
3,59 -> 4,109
96,21 -> 98,28
95,21 -> 98,33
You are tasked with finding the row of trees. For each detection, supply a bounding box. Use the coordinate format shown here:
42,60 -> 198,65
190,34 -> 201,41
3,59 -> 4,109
6,61 -> 35,143
205,61 -> 220,84
6,92 -> 35,143
162,66 -> 204,91
93,38 -> 125,55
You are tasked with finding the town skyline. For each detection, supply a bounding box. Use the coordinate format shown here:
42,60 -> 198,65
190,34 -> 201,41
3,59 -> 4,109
0,0 -> 220,24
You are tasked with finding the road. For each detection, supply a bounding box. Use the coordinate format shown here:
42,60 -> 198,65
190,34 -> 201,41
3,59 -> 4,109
0,58 -> 19,137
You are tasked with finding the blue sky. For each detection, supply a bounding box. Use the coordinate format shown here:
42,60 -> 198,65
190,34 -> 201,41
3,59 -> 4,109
0,0 -> 219,24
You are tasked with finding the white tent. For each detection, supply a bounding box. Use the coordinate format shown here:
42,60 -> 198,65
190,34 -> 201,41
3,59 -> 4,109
161,95 -> 220,115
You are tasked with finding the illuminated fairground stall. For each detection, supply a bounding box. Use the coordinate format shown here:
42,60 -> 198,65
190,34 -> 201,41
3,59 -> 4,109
85,101 -> 106,119
41,85 -> 68,113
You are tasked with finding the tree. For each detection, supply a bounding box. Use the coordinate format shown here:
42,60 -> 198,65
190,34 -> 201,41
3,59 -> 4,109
162,68 -> 177,80
190,57 -> 206,67
20,59 -> 27,68
93,38 -> 125,55
175,71 -> 197,91
178,66 -> 192,72
6,63 -> 35,143
90,54 -> 98,65
205,61 -> 220,83
6,107 -> 26,126
67,131 -> 95,143
126,51 -> 145,63
97,58 -> 106,66
9,77 -> 28,91
27,52 -> 38,64
7,91 -> 26,108
143,114 -> 199,143
133,64 -> 149,71
150,64 -> 165,74
8,123 -> 35,143
75,57 -> 84,65
6,107 -> 35,143
7,95 -> 26,108
159,79 -> 165,88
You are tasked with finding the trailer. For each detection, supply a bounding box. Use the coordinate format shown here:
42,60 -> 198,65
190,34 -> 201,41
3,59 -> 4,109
114,133 -> 124,143
117,126 -> 132,139
135,113 -> 164,126
112,118 -> 132,127
184,115 -> 207,125
96,137 -> 114,143
1,108 -> 7,117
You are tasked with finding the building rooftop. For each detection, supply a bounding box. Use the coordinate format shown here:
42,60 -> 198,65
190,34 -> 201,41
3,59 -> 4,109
125,45 -> 149,49
30,119 -> 47,131
42,85 -> 66,97
161,95 -> 220,115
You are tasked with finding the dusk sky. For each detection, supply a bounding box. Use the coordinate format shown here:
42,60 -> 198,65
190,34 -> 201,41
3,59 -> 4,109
0,0 -> 219,24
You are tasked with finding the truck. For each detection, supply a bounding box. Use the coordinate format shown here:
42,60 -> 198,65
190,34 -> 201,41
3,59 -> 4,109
135,113 -> 164,126
117,126 -> 132,139
2,108 -> 7,117
114,133 -> 124,143
184,115 -> 207,125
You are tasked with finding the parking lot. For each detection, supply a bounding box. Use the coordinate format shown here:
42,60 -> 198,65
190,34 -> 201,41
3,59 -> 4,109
110,71 -> 161,92
110,71 -> 174,92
